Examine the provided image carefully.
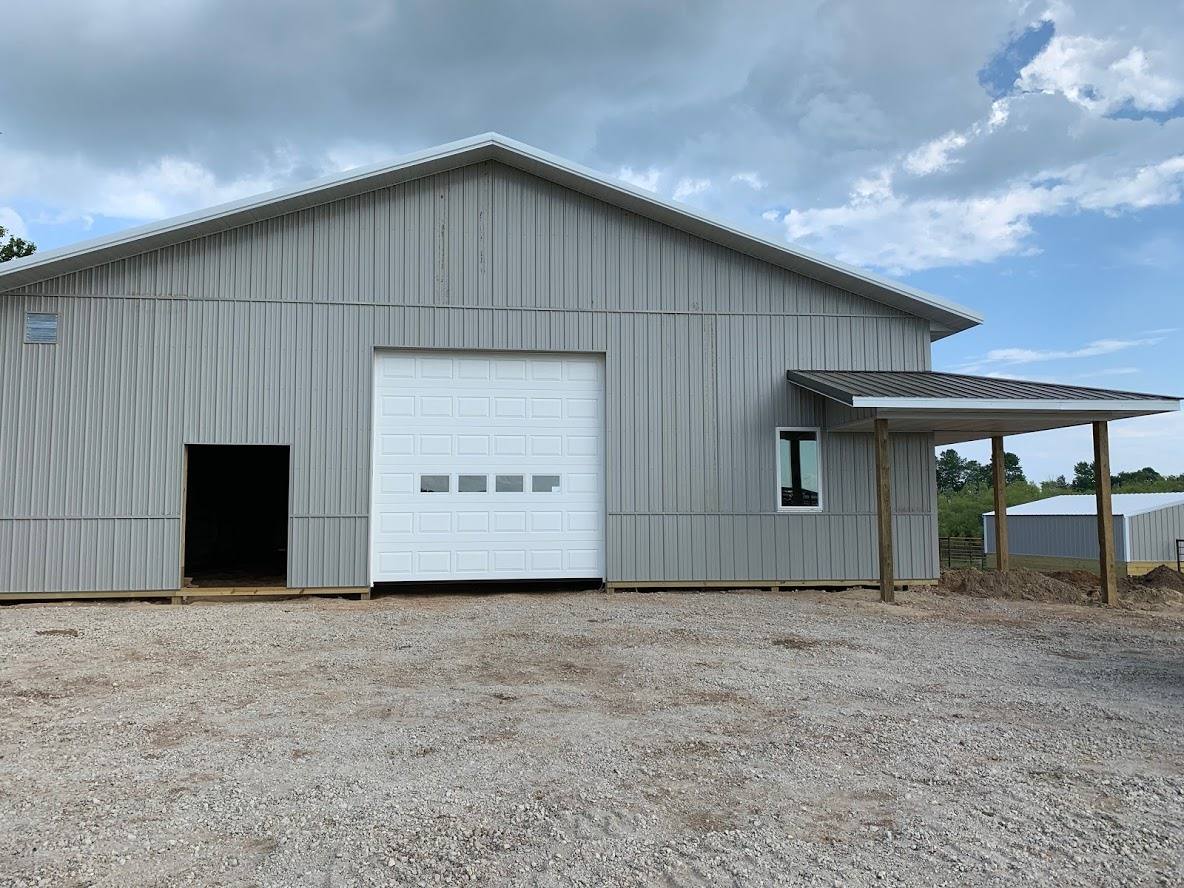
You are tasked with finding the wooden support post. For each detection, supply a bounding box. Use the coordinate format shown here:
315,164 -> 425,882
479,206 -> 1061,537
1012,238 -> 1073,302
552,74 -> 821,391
991,436 -> 1009,572
1093,421 -> 1118,606
873,418 -> 895,603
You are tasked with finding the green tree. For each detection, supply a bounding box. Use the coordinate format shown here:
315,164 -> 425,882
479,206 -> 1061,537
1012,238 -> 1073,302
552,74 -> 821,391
1003,451 -> 1025,485
937,479 -> 1043,537
1041,475 -> 1070,496
1113,466 -> 1162,487
962,460 -> 991,490
1071,461 -> 1095,491
0,224 -> 35,263
936,449 -> 967,492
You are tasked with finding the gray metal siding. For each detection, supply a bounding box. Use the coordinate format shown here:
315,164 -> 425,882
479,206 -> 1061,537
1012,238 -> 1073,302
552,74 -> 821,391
1,161 -> 936,593
1126,504 -> 1184,562
984,514 -> 1127,562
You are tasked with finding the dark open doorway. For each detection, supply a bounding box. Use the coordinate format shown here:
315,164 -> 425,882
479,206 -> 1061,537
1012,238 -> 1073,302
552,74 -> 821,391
183,445 -> 289,588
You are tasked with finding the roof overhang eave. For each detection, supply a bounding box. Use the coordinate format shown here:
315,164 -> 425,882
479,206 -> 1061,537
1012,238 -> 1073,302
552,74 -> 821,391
828,403 -> 1180,445
849,397 -> 1183,413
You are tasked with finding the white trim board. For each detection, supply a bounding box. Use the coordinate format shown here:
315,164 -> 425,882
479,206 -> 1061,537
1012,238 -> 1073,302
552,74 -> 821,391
851,397 -> 1181,412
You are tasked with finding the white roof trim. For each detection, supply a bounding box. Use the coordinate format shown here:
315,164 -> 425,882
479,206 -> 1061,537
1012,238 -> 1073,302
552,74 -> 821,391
983,492 -> 1184,517
0,133 -> 983,339
854,397 -> 1182,412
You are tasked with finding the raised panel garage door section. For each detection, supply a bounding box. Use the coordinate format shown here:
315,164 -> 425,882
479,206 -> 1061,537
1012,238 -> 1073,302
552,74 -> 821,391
370,350 -> 605,582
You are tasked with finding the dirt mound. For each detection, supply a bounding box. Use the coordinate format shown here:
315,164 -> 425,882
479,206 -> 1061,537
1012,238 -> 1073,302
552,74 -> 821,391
1045,570 -> 1100,590
1135,565 -> 1184,592
939,566 -> 1184,609
1118,566 -> 1184,607
937,568 -> 1090,604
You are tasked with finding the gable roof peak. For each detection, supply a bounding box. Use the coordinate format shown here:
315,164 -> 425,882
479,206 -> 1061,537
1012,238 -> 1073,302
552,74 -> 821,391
0,133 -> 982,339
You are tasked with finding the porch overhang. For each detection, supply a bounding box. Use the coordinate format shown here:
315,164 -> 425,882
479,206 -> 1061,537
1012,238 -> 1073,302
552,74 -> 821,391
786,370 -> 1181,444
788,369 -> 1181,606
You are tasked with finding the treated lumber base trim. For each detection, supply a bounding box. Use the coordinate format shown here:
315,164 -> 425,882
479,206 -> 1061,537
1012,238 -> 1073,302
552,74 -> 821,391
605,579 -> 937,592
0,586 -> 371,603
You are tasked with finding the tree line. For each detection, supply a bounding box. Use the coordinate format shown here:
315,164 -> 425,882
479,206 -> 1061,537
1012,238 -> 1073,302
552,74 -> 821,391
0,224 -> 35,263
937,449 -> 1184,537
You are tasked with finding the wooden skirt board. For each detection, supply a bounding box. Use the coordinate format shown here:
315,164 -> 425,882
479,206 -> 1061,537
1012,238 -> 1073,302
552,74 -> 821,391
0,587 -> 370,603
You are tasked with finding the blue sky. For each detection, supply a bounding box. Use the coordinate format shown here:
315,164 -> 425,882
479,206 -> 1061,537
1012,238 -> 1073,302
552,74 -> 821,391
2,0 -> 1181,482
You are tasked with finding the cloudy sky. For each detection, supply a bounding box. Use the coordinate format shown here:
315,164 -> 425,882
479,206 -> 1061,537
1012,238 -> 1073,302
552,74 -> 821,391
2,0 -> 1182,481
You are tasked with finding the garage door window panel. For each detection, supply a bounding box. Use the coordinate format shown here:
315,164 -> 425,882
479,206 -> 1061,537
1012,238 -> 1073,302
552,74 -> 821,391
458,474 -> 488,493
420,475 -> 450,493
496,474 -> 524,493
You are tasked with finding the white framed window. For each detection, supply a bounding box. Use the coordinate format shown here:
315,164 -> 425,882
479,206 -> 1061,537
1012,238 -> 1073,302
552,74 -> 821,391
776,427 -> 822,511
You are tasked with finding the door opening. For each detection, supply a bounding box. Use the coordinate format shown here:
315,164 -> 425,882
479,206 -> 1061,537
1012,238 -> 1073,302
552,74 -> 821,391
183,445 -> 289,588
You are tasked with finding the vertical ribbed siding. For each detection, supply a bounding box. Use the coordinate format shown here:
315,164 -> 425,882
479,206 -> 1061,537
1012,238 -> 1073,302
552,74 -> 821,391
1126,504 -> 1184,562
984,514 -> 1127,562
1,161 -> 938,593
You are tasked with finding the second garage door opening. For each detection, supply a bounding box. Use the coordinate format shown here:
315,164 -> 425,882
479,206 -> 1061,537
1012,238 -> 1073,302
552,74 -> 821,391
183,445 -> 290,588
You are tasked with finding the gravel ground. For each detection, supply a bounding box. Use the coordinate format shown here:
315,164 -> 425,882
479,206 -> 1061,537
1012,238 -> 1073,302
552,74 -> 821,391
1,588 -> 1182,887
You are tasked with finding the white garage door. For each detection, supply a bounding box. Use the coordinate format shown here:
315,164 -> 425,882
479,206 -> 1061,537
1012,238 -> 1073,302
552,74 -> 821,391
370,350 -> 605,582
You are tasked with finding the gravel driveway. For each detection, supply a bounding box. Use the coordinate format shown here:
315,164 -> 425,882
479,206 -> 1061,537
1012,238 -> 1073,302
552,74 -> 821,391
1,589 -> 1182,887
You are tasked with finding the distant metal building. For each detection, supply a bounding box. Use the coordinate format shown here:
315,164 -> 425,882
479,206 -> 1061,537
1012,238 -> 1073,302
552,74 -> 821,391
984,493 -> 1184,575
0,133 -> 1178,601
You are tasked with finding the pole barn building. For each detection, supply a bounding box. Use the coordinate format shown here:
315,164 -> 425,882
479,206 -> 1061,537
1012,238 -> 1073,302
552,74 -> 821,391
985,493 -> 1184,576
0,134 -> 1179,601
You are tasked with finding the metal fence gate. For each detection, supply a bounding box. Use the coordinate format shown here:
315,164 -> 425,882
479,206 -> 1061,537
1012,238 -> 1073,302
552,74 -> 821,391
939,536 -> 987,570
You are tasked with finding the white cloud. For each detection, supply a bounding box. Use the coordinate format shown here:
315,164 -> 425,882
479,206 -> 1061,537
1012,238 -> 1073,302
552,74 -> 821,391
0,206 -> 28,238
0,146 -> 286,223
33,208 -> 96,230
1074,367 -> 1141,379
616,166 -> 661,193
322,142 -> 401,173
1017,36 -> 1184,116
901,99 -> 1010,178
981,337 -> 1162,366
1111,411 -> 1184,443
94,157 -> 280,219
903,130 -> 970,176
730,171 -> 766,190
784,176 -> 1050,272
1122,236 -> 1184,270
783,155 -> 1184,272
673,177 -> 711,201
771,7 -> 1184,274
1078,156 -> 1184,212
